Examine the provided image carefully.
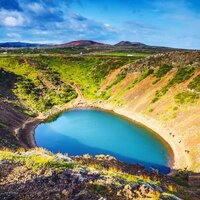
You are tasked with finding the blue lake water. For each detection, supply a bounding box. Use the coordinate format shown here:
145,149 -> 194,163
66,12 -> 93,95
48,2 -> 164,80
35,109 -> 171,173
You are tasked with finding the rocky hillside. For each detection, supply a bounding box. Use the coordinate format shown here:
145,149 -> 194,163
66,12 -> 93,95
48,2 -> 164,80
1,148 -> 199,200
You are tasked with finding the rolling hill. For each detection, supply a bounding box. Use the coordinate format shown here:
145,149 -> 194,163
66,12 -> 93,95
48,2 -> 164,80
0,42 -> 47,48
56,40 -> 109,47
115,41 -> 146,46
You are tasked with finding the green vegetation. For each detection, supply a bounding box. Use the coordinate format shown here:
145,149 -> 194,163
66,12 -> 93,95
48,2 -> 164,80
30,55 -> 136,99
0,54 -> 142,113
0,55 -> 134,113
127,68 -> 154,90
45,112 -> 63,123
0,119 -> 8,128
106,71 -> 127,90
100,52 -> 150,57
0,120 -> 19,149
109,67 -> 154,101
100,90 -> 112,100
172,170 -> 189,187
153,64 -> 173,84
188,74 -> 200,92
0,149 -> 76,172
148,108 -> 154,112
88,182 -> 110,196
169,66 -> 196,85
175,91 -> 199,104
13,77 -> 77,112
154,64 -> 173,78
152,66 -> 196,103
0,57 -> 78,113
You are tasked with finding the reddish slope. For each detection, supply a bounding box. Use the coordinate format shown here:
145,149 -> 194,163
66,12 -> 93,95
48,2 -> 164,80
56,40 -> 109,47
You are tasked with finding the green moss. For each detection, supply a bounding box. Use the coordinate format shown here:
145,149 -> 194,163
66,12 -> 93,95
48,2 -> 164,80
106,72 -> 126,90
127,68 -> 154,90
152,66 -> 196,103
32,55 -> 136,99
0,149 -> 76,172
45,112 -> 62,123
0,119 -> 9,128
0,54 -> 145,112
188,74 -> 200,92
148,108 -> 154,112
0,57 -> 77,113
173,106 -> 178,111
88,183 -> 110,196
175,91 -> 199,104
154,64 -> 173,79
153,64 -> 173,84
172,170 -> 189,187
170,66 -> 196,85
100,90 -> 112,100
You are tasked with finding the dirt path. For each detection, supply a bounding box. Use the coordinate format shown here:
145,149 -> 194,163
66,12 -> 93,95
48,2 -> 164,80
70,83 -> 84,100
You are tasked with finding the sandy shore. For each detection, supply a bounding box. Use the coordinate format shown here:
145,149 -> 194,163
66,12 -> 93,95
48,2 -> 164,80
17,98 -> 191,172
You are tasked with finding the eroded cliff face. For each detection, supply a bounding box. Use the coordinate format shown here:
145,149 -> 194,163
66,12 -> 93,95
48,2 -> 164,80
101,51 -> 200,172
0,69 -> 29,149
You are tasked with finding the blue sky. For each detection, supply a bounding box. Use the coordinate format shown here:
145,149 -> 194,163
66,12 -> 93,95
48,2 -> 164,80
0,0 -> 200,49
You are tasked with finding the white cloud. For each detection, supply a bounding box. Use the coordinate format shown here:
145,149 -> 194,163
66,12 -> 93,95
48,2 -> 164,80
6,33 -> 21,38
28,3 -> 44,13
0,10 -> 26,27
104,23 -> 110,27
3,16 -> 24,26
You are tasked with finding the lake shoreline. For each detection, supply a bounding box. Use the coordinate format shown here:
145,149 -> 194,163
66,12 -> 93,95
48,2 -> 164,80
17,99 -> 190,173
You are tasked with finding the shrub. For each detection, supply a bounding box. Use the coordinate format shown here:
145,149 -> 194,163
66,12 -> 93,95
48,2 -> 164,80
106,72 -> 126,90
172,170 -> 189,187
152,66 -> 196,103
0,149 -> 76,172
175,91 -> 199,104
148,108 -> 154,112
127,68 -> 154,90
188,74 -> 200,92
154,64 -> 173,78
169,66 -> 196,86
87,182 -> 110,196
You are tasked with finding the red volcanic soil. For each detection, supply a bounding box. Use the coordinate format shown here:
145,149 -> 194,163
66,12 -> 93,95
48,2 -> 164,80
56,40 -> 109,47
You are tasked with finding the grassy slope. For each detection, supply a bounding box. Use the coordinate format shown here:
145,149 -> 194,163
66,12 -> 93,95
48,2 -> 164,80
31,55 -> 144,98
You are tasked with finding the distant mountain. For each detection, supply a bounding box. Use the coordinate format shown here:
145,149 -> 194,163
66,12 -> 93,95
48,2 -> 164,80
0,40 -> 179,52
115,41 -> 146,46
0,42 -> 47,48
56,40 -> 109,47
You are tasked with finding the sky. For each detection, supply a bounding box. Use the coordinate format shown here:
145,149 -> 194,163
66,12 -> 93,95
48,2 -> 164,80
0,0 -> 200,49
